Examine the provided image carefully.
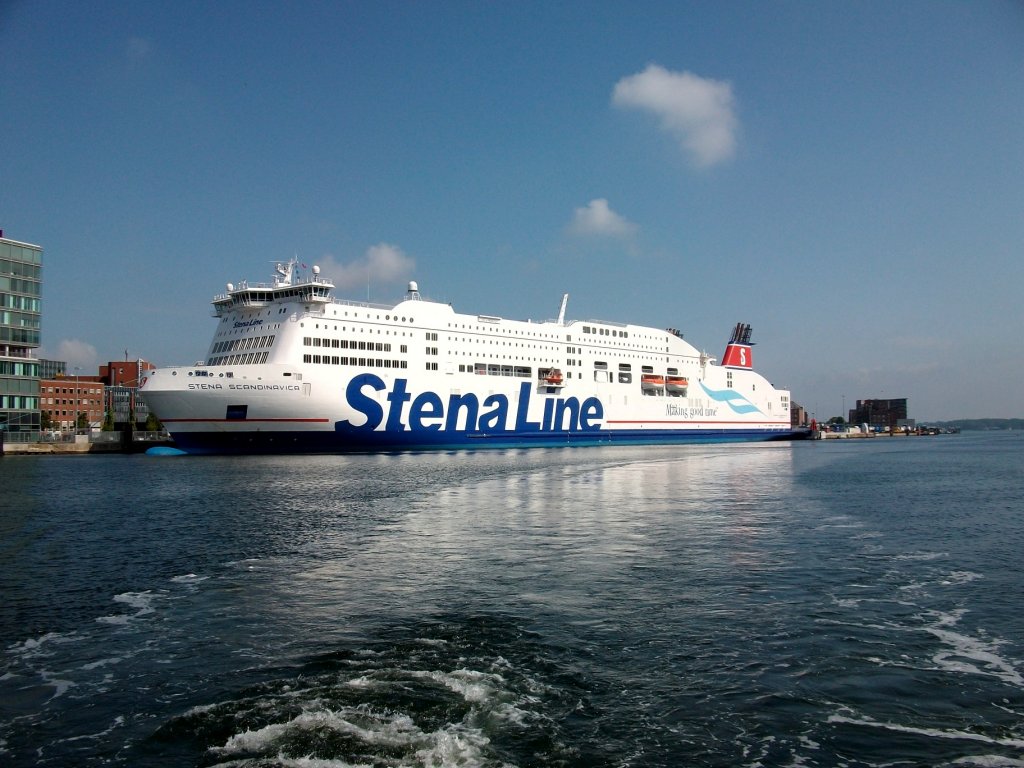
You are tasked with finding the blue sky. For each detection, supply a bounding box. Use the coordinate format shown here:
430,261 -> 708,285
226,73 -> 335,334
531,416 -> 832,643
2,0 -> 1022,421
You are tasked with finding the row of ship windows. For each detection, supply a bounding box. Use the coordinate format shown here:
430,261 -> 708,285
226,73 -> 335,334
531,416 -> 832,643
218,321 -> 284,334
446,324 -> 561,339
212,335 -> 277,354
445,350 -> 677,367
440,335 -> 669,355
593,362 -> 685,375
225,327 -> 700,378
304,337 -> 408,353
232,313 -> 675,347
303,355 -> 410,369
308,323 -> 417,337
325,311 -> 416,323
448,352 -> 567,363
577,348 -> 676,360
448,341 -> 561,352
306,335 -> 686,370
430,328 -> 676,354
452,364 -> 588,382
297,322 -> 674,357
458,363 -> 534,378
593,370 -> 690,393
208,351 -> 271,366
448,363 -> 692,391
581,325 -> 629,338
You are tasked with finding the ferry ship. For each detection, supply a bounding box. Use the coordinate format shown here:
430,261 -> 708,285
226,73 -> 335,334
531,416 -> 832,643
140,259 -> 799,454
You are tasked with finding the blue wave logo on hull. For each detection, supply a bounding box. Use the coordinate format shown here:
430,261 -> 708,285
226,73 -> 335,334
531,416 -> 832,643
699,381 -> 762,415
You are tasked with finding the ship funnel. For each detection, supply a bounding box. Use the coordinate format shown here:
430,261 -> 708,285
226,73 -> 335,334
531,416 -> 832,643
722,322 -> 754,368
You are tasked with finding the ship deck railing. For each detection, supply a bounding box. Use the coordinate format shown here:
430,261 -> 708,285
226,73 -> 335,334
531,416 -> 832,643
578,318 -> 629,328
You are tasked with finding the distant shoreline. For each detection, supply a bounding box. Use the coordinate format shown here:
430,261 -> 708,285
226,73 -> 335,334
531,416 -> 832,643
929,418 -> 1022,431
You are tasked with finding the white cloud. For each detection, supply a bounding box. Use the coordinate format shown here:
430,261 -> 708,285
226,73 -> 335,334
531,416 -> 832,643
568,199 -> 637,237
612,64 -> 737,167
319,243 -> 415,292
48,339 -> 99,371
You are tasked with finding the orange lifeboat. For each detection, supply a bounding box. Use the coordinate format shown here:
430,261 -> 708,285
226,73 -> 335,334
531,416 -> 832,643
666,376 -> 688,393
543,368 -> 564,386
641,373 -> 665,391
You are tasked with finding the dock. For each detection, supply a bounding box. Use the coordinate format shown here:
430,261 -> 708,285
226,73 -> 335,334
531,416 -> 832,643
0,431 -> 174,455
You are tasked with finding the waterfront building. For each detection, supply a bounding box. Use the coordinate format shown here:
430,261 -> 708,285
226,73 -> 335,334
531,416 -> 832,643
99,358 -> 155,388
0,232 -> 42,433
850,398 -> 908,430
98,359 -> 156,428
790,401 -> 808,427
40,375 -> 105,430
106,384 -> 154,429
39,358 -> 67,379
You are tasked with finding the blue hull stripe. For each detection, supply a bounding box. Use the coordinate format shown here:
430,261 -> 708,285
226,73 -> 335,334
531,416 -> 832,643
168,427 -> 801,455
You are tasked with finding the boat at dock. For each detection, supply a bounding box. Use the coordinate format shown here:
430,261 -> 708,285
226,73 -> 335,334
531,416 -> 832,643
140,260 -> 799,454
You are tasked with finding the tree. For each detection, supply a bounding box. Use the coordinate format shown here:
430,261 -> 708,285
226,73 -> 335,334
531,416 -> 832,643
41,410 -> 53,430
144,412 -> 162,431
102,407 -> 115,431
76,412 -> 89,431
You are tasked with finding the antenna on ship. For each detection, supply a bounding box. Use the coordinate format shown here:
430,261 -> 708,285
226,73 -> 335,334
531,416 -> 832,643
557,293 -> 569,326
406,281 -> 421,301
273,260 -> 294,288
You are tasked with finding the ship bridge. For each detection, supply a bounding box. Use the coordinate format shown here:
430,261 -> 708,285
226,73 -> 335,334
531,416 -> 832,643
212,259 -> 334,317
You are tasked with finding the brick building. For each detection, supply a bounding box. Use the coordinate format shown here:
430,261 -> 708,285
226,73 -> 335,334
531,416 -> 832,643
849,398 -> 908,430
40,376 -> 105,430
99,359 -> 155,387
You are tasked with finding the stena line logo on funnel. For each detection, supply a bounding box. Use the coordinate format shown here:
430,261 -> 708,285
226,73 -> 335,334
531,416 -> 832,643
337,374 -> 604,434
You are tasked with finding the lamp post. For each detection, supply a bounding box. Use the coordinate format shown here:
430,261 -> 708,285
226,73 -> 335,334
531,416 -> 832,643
74,366 -> 81,433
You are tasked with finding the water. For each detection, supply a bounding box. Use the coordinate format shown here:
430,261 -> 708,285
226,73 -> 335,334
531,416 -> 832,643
1,433 -> 1022,767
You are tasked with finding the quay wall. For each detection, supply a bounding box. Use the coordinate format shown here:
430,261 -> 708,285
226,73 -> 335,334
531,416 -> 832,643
0,432 -> 171,455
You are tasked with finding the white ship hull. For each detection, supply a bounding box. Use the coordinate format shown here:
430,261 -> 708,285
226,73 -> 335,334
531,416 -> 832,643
140,262 -> 798,454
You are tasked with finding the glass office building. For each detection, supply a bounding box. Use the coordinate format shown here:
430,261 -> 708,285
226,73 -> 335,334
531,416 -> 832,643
0,234 -> 42,433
